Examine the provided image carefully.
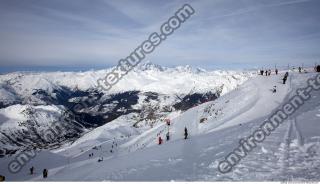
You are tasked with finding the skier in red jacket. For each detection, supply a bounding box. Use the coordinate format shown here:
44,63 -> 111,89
158,137 -> 163,145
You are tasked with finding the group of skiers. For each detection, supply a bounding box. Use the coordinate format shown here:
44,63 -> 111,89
270,71 -> 288,93
264,65 -> 319,92
0,166 -> 49,180
95,138 -> 119,162
158,119 -> 189,145
260,69 -> 278,76
27,166 -> 48,179
261,65 -> 313,76
261,65 -> 320,76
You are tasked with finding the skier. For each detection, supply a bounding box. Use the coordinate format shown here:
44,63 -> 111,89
317,65 -> 320,72
260,70 -> 264,75
265,70 -> 268,76
299,67 -> 302,73
283,75 -> 288,84
30,166 -> 34,175
43,169 -> 48,179
0,175 -> 5,182
275,69 -> 278,75
184,127 -> 188,140
158,136 -> 163,145
166,119 -> 171,126
272,86 -> 277,93
283,72 -> 289,84
268,69 -> 271,76
166,132 -> 170,141
98,157 -> 103,162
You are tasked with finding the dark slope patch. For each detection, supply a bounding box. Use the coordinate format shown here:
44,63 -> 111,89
173,92 -> 219,111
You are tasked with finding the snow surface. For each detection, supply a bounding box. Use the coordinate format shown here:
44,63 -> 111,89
0,70 -> 319,181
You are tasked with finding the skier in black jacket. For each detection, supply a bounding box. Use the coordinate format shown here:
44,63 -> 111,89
184,127 -> 188,140
283,72 -> 289,84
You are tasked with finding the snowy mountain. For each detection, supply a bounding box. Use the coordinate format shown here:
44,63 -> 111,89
0,64 -> 252,155
1,68 -> 319,181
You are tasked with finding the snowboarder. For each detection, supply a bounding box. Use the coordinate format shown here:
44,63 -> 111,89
30,166 -> 34,175
275,69 -> 278,75
272,86 -> 277,93
166,132 -> 170,141
158,136 -> 163,145
0,175 -> 5,182
184,127 -> 188,140
43,169 -> 48,179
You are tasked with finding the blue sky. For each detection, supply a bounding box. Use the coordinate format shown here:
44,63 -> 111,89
0,0 -> 320,71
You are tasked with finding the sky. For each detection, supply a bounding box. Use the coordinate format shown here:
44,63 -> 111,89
0,0 -> 320,71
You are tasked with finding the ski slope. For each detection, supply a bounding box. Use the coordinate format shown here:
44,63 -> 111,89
1,71 -> 319,181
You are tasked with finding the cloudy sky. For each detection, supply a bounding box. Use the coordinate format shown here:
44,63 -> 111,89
0,0 -> 320,71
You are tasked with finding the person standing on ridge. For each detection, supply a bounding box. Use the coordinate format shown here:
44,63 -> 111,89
275,69 -> 278,75
184,127 -> 188,140
260,70 -> 264,75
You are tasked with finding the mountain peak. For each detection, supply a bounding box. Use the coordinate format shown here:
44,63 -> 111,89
137,61 -> 164,71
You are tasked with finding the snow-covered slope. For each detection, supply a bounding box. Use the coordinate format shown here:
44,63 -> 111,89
1,70 -> 319,181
